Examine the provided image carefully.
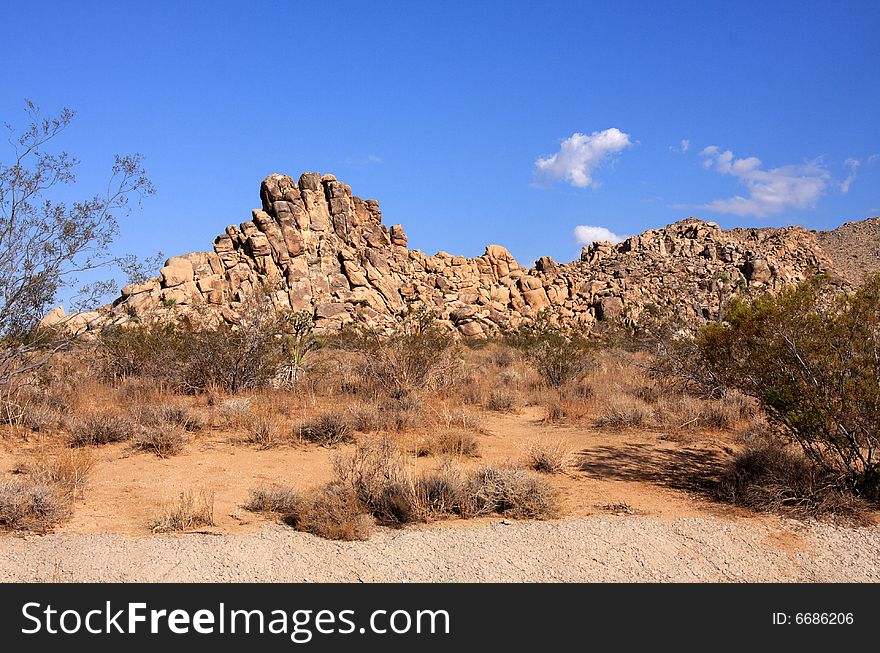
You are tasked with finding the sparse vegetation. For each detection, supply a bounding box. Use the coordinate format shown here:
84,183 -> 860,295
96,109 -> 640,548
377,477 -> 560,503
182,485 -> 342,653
150,490 -> 215,533
507,314 -> 594,387
525,439 -> 570,474
597,394 -> 653,429
68,414 -> 136,447
286,483 -> 373,541
0,479 -> 68,532
463,466 -> 560,519
337,305 -> 460,399
244,485 -> 303,514
416,430 -> 480,458
298,412 -> 353,446
718,442 -> 864,519
132,427 -> 188,458
23,447 -> 95,498
486,388 -> 516,412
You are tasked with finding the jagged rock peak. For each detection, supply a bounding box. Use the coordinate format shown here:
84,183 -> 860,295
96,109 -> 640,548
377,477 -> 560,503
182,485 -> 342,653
65,171 -> 853,338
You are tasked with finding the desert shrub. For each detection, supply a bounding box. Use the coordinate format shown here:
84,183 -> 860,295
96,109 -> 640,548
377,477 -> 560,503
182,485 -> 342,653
136,404 -> 204,432
217,397 -> 252,426
433,404 -> 483,433
525,439 -> 570,474
695,273 -> 880,500
68,414 -> 136,447
414,463 -> 466,519
486,388 -> 516,412
132,427 -> 188,458
96,322 -> 187,383
332,436 -> 419,525
462,466 -> 560,519
507,314 -> 594,387
387,395 -> 424,431
416,430 -> 480,458
287,482 -> 373,541
544,401 -> 567,424
0,392 -> 60,432
347,395 -> 424,434
0,479 -> 69,532
180,321 -> 281,395
336,306 -> 460,399
718,443 -> 863,518
150,489 -> 215,532
244,485 -> 303,514
597,395 -> 653,429
241,413 -> 281,449
299,412 -> 353,446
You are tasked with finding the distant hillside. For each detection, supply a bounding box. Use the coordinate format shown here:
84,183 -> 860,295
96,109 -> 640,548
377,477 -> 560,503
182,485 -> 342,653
816,217 -> 880,282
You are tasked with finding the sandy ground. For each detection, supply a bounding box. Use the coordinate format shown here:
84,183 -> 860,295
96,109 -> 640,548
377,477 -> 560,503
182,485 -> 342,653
3,399 -> 878,582
2,515 -> 879,582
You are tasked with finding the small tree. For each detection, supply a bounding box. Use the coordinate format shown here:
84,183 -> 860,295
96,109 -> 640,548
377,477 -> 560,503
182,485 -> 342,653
182,295 -> 283,393
696,274 -> 880,499
338,305 -> 459,399
507,312 -> 594,387
0,101 -> 153,395
278,310 -> 320,385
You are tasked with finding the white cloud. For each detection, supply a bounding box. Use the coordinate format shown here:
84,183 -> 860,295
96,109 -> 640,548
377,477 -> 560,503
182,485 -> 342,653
841,158 -> 860,193
698,146 -> 831,217
574,225 -> 624,245
535,128 -> 632,188
669,138 -> 690,154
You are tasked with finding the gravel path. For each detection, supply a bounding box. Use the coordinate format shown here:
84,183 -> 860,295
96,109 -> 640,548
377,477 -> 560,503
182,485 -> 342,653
1,516 -> 878,582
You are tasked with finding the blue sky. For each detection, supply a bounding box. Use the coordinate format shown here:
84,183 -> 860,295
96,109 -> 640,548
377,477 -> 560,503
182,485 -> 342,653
2,0 -> 879,285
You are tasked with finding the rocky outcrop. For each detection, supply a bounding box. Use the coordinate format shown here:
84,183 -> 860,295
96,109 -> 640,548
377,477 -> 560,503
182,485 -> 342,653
80,171 -> 847,337
816,217 -> 880,282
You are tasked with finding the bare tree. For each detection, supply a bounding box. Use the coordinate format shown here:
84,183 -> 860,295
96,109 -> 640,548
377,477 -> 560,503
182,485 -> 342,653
0,101 -> 154,395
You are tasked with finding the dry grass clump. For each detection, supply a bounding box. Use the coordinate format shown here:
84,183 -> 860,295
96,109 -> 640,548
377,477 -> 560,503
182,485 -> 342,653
416,430 -> 480,458
241,413 -> 282,449
0,478 -> 69,532
525,439 -> 570,474
486,388 -> 516,412
541,383 -> 593,423
137,404 -> 204,432
0,395 -> 61,433
217,397 -> 252,427
256,438 -> 563,540
23,447 -> 95,498
286,483 -> 373,541
150,489 -> 215,533
597,394 -> 653,429
414,462 -> 467,519
347,396 -> 424,433
333,436 -> 417,525
298,412 -> 354,446
463,466 -> 560,519
132,427 -> 189,458
244,485 -> 303,514
432,404 -> 483,433
717,443 -> 865,520
68,414 -> 137,447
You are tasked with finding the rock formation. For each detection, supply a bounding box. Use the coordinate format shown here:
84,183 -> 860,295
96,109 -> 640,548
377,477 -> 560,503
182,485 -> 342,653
60,171 -> 858,337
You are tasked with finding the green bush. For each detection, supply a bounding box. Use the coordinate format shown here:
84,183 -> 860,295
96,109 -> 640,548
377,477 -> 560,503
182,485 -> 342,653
336,305 -> 460,399
695,273 -> 880,500
506,313 -> 594,387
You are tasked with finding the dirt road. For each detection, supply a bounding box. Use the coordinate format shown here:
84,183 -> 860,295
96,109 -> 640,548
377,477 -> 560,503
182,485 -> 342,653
1,515 -> 877,582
